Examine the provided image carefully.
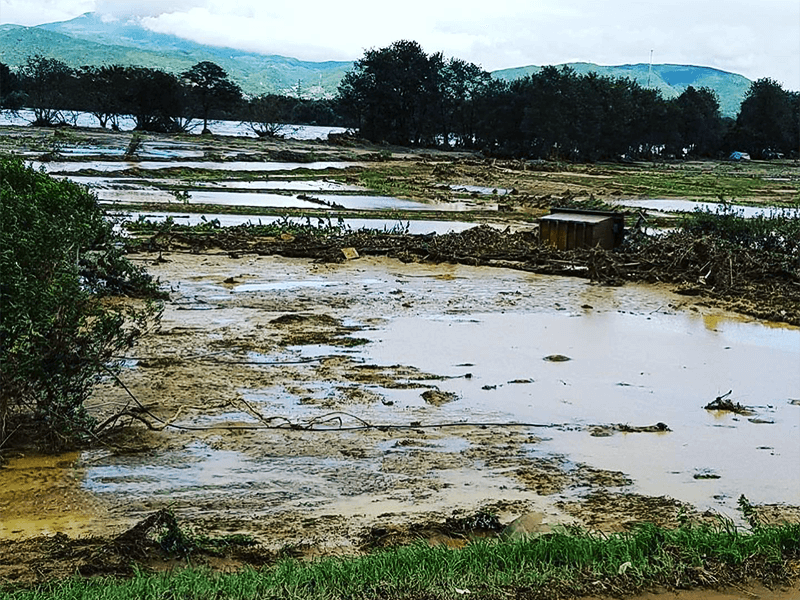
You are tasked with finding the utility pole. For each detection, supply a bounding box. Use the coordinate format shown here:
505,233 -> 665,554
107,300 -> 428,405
647,49 -> 653,88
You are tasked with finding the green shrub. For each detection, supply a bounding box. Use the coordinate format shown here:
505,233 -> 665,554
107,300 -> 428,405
0,155 -> 162,449
680,205 -> 800,258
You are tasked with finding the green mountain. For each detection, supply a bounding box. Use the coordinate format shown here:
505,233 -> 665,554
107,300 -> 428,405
0,15 -> 352,99
1,13 -> 752,114
492,62 -> 751,118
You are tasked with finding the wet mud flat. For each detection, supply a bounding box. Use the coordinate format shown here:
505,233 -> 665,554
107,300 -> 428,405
1,127 -> 799,588
2,250 -> 798,585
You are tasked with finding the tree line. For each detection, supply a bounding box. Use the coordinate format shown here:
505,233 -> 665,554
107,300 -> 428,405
0,56 -> 342,135
338,41 -> 799,161
2,42 -> 798,160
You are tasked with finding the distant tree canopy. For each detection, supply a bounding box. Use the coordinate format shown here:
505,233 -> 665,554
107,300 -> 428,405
181,61 -> 242,134
336,42 -> 740,160
1,47 -> 796,160
0,58 -> 340,134
731,78 -> 800,158
338,40 -> 494,147
16,55 -> 77,126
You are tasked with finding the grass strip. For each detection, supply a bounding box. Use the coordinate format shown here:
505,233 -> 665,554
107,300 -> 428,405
5,521 -> 799,600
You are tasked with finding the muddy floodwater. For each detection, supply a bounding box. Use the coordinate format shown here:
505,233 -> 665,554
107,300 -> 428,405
2,253 -> 797,546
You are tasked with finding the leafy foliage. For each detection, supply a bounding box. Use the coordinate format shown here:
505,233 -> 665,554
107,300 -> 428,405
731,78 -> 800,157
336,44 -> 746,160
0,156 -> 163,449
181,61 -> 242,133
16,55 -> 76,126
242,94 -> 296,138
680,206 -> 800,258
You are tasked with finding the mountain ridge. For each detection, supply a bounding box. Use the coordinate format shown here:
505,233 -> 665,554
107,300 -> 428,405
1,13 -> 752,115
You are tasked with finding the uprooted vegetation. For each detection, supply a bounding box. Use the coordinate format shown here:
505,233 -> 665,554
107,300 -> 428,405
128,208 -> 800,326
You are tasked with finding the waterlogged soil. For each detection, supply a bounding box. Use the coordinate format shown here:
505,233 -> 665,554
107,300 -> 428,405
2,251 -> 798,588
1,127 -> 799,591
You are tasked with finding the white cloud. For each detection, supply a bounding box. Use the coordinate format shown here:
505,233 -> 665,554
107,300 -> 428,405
1,0 -> 798,89
94,0 -> 199,18
0,0 -> 94,25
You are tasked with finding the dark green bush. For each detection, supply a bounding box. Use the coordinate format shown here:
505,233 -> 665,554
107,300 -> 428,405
680,205 -> 800,258
0,155 -> 162,448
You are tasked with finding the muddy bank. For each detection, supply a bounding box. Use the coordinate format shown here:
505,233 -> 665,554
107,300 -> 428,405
138,223 -> 800,326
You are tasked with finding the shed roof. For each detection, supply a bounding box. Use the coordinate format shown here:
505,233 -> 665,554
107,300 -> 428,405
540,213 -> 613,224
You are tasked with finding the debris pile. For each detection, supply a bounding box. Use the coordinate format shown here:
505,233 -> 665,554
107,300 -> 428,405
138,223 -> 800,325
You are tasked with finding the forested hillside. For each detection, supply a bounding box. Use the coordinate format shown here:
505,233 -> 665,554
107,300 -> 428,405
0,12 -> 753,112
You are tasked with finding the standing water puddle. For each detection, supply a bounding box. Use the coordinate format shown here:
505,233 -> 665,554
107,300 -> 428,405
360,309 -> 799,511
2,258 -> 797,538
612,198 -> 800,218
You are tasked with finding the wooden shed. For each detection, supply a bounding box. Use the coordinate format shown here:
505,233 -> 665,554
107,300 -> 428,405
539,208 -> 624,250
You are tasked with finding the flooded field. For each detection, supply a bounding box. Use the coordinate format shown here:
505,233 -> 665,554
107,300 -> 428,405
0,109 -> 346,139
33,159 -> 364,173
612,198 -> 800,218
2,254 -> 797,546
119,212 -> 476,235
1,125 -> 798,584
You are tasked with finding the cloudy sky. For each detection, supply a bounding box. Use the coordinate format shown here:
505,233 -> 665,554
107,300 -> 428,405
2,0 -> 798,89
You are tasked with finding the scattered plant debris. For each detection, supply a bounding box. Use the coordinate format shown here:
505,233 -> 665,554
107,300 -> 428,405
704,391 -> 754,415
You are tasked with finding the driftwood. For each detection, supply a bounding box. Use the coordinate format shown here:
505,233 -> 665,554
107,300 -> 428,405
143,224 -> 800,325
703,391 -> 754,415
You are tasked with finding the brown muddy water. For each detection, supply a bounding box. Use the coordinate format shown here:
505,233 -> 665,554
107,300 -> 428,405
1,254 -> 798,545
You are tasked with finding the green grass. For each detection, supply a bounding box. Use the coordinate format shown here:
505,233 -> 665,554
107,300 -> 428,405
356,168 -> 424,198
5,520 -> 799,599
678,206 -> 800,258
610,169 -> 800,202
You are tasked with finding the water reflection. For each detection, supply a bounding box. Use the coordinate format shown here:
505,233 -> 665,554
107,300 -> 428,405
612,198 -> 800,219
0,109 -> 346,140
32,160 -> 363,173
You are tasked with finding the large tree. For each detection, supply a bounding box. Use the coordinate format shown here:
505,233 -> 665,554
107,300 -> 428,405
439,58 -> 492,148
17,55 -> 76,126
672,86 -> 724,157
242,94 -> 295,138
0,62 -> 23,110
78,65 -> 131,129
338,40 -> 444,145
734,78 -> 798,157
123,67 -> 188,133
181,61 -> 242,134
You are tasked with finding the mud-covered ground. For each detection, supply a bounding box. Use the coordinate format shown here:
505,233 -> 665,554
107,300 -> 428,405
2,251 -> 798,587
1,126 -> 798,590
